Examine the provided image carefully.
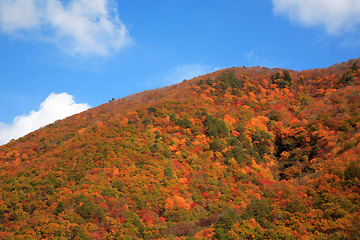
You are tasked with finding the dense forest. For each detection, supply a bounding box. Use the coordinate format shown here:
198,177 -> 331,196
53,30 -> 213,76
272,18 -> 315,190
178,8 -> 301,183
0,58 -> 359,239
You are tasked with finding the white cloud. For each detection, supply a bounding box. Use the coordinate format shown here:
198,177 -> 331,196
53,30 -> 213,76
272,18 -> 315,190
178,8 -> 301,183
272,0 -> 360,34
0,0 -> 40,31
0,0 -> 131,56
0,93 -> 90,145
164,64 -> 215,84
245,50 -> 259,62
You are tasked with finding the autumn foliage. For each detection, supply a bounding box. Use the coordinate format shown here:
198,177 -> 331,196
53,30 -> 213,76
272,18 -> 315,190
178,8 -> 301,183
0,59 -> 360,239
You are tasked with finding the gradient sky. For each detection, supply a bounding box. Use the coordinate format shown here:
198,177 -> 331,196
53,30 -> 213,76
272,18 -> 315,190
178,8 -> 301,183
0,0 -> 360,144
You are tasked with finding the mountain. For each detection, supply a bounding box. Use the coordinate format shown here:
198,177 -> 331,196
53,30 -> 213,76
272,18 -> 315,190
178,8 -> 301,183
0,59 -> 359,239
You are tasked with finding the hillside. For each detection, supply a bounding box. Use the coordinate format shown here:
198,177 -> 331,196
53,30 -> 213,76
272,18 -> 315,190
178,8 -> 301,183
0,59 -> 360,239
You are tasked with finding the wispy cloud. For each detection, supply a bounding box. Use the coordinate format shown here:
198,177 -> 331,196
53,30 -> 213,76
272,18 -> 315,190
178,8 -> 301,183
272,0 -> 360,35
245,50 -> 259,62
0,0 -> 131,56
245,48 -> 289,69
163,64 -> 215,84
0,93 -> 90,145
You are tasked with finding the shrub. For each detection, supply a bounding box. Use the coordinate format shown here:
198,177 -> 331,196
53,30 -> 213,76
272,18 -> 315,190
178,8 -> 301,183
271,70 -> 292,88
54,201 -> 65,216
76,194 -> 104,220
210,138 -> 223,152
345,161 -> 360,186
207,119 -> 229,138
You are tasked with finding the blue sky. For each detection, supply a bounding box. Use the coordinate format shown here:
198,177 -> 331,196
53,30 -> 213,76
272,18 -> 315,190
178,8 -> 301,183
0,0 -> 360,144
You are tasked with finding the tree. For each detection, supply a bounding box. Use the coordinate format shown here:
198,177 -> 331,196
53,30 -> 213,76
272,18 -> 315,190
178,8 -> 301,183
344,160 -> 360,186
271,70 -> 292,88
351,62 -> 359,72
147,106 -> 158,116
76,194 -> 104,220
54,201 -> 65,216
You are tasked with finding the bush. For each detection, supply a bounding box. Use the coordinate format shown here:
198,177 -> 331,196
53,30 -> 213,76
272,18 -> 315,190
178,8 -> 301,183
210,138 -> 223,152
224,136 -> 247,164
164,161 -> 174,180
345,161 -> 360,186
150,144 -> 158,153
207,119 -> 229,138
54,201 -> 65,216
142,117 -> 151,126
215,71 -> 243,90
176,117 -> 192,128
76,194 -> 104,220
205,78 -> 214,86
213,209 -> 241,239
271,70 -> 292,88
243,198 -> 273,228
351,62 -> 358,72
251,129 -> 273,156
147,106 -> 157,115
339,74 -> 353,84
154,130 -> 161,140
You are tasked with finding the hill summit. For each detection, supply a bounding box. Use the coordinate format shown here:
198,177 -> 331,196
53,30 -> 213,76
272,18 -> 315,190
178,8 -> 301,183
1,59 -> 360,239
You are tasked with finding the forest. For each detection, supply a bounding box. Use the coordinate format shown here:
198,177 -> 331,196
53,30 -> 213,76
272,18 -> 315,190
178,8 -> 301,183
0,58 -> 359,239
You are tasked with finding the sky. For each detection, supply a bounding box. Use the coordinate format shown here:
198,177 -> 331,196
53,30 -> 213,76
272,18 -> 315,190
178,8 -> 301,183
0,0 -> 360,145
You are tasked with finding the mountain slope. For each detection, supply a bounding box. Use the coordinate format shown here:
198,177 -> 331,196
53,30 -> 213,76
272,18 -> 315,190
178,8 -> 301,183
0,59 -> 360,239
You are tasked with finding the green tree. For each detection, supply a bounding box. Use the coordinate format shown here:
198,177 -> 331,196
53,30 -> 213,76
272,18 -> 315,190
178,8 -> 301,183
345,160 -> 360,186
207,119 -> 229,138
243,198 -> 273,228
351,62 -> 359,72
76,194 -> 104,220
54,201 -> 65,216
147,106 -> 158,116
